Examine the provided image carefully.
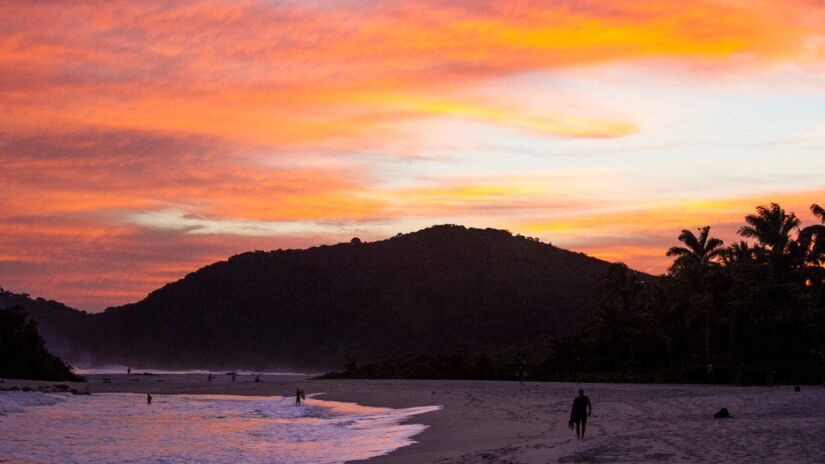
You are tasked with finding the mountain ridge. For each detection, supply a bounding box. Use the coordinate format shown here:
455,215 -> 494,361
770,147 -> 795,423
1,225 -> 636,370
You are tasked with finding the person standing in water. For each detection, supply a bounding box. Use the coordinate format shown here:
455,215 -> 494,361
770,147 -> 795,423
569,389 -> 592,439
146,393 -> 152,404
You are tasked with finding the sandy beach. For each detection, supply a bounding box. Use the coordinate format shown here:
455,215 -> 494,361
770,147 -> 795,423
3,374 -> 824,463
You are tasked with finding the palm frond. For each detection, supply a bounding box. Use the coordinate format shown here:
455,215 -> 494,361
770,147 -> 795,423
666,246 -> 691,258
812,203 -> 825,223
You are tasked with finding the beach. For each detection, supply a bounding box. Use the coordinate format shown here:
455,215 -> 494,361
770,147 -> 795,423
2,374 -> 824,463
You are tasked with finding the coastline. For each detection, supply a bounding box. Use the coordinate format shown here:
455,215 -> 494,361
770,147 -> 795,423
3,375 -> 825,463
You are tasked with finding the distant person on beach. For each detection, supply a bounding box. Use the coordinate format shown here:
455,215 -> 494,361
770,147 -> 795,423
230,372 -> 236,382
207,373 -> 213,382
569,389 -> 592,439
254,375 -> 260,383
127,367 -> 131,375
146,393 -> 152,404
296,387 -> 305,405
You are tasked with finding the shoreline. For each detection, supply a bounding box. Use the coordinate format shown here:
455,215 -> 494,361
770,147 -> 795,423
3,375 -> 824,463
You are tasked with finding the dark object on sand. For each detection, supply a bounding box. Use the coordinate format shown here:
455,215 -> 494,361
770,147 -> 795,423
147,393 -> 152,404
794,385 -> 801,392
713,408 -> 731,419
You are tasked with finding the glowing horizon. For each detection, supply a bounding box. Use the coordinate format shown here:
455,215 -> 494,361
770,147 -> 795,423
2,0 -> 824,311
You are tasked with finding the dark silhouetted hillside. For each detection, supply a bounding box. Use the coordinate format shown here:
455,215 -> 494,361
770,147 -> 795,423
0,289 -> 92,364
3,225 -> 622,370
0,306 -> 81,381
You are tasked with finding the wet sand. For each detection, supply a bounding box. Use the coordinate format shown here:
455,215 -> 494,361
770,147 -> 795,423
3,374 -> 824,463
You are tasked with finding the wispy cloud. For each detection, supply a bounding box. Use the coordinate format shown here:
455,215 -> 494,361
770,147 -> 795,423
2,0 -> 825,309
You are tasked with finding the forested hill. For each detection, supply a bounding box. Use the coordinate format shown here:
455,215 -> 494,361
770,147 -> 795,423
2,225 -> 624,370
0,306 -> 81,381
0,290 -> 91,364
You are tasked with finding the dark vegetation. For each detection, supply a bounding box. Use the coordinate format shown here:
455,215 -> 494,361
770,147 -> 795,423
325,203 -> 825,385
6,203 -> 822,385
1,225 -> 617,370
0,306 -> 81,381
0,290 -> 92,364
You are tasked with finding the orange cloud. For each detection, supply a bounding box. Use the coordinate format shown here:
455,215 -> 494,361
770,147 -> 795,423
358,94 -> 637,138
0,129 -> 383,221
2,0 -> 825,310
0,213 -> 349,310
521,188 -> 825,273
2,0 -> 823,145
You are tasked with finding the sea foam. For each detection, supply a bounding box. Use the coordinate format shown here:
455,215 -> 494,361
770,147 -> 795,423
0,392 -> 439,463
0,390 -> 67,416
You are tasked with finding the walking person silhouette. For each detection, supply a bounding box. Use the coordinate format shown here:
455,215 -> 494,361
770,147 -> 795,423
568,389 -> 592,439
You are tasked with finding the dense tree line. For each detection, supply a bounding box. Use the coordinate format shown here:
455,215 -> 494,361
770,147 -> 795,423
327,203 -> 825,385
0,306 -> 81,381
580,202 -> 825,384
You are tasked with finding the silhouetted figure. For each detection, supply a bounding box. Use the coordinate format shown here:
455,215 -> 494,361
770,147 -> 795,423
127,367 -> 131,375
569,389 -> 592,439
254,375 -> 260,383
207,373 -> 213,382
147,393 -> 152,404
296,387 -> 305,405
230,372 -> 236,382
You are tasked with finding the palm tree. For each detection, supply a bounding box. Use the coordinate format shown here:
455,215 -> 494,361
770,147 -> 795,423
722,240 -> 753,267
666,226 -> 724,369
667,226 -> 725,277
812,203 -> 825,222
812,203 -> 825,248
591,263 -> 641,373
738,203 -> 800,269
800,203 -> 825,266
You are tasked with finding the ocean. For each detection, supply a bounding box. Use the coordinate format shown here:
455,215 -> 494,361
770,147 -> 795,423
0,391 -> 439,463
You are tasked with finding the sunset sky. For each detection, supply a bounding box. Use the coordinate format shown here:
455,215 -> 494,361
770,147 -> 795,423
2,0 -> 825,311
